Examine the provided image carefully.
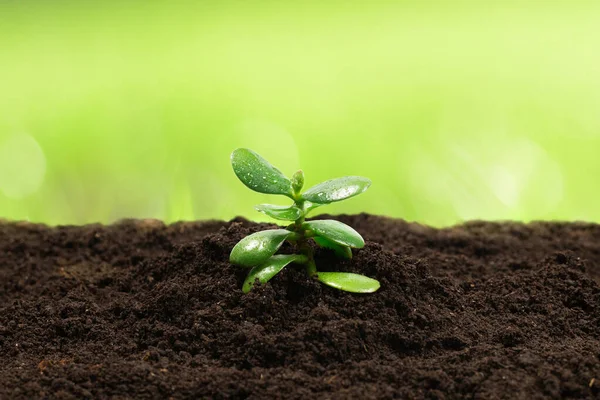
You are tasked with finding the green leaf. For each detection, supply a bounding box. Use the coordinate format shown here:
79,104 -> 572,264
317,272 -> 380,293
255,204 -> 302,221
302,176 -> 371,204
231,148 -> 293,197
313,236 -> 352,259
304,220 -> 365,248
230,229 -> 294,267
243,254 -> 307,293
304,201 -> 322,215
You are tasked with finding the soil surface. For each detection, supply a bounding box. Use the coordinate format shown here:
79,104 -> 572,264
1,214 -> 599,399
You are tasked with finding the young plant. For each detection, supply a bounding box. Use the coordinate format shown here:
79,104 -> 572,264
229,148 -> 380,294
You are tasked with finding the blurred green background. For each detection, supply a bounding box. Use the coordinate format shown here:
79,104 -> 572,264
1,1 -> 599,226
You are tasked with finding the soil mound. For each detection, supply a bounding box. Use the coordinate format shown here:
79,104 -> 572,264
1,215 -> 599,399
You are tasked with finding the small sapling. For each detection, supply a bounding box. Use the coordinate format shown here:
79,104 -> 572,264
229,148 -> 380,294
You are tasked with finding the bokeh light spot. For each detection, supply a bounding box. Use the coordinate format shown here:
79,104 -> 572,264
489,165 -> 519,207
408,136 -> 564,223
0,134 -> 47,199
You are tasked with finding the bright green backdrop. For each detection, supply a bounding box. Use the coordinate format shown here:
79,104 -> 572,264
1,1 -> 599,226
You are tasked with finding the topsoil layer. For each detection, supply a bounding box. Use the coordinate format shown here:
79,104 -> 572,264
1,214 -> 599,399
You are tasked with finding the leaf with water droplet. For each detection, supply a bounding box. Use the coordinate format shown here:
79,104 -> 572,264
242,254 -> 307,293
313,236 -> 352,259
231,148 -> 293,197
255,204 -> 302,221
316,272 -> 380,293
303,220 -> 365,248
302,176 -> 371,204
230,229 -> 294,267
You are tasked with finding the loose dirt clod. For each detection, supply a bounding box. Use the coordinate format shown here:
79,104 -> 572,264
1,215 -> 599,399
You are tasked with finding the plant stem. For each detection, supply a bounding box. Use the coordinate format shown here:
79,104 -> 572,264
294,199 -> 305,228
292,198 -> 317,277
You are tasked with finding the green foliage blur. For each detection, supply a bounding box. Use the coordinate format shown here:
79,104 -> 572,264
1,1 -> 599,226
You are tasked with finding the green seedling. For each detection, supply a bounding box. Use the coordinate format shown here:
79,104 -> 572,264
229,148 -> 380,294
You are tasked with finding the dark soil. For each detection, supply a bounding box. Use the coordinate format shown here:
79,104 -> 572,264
1,214 -> 599,399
